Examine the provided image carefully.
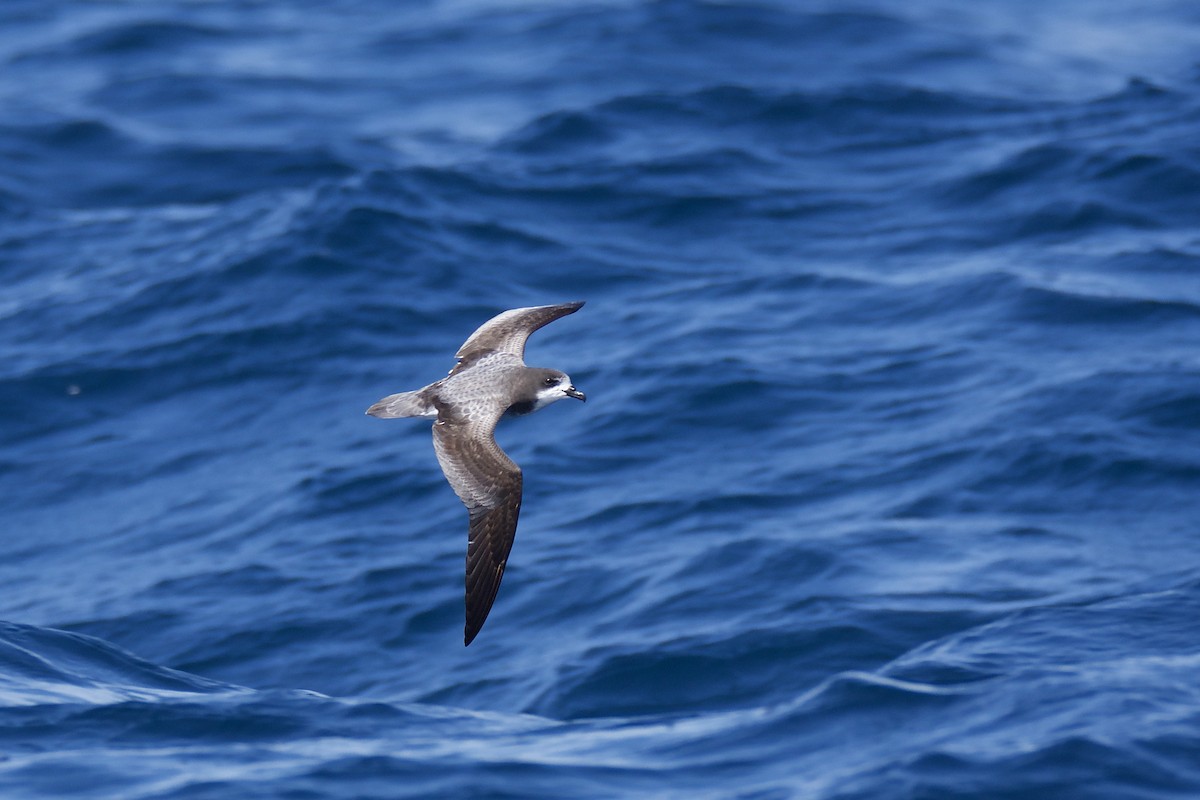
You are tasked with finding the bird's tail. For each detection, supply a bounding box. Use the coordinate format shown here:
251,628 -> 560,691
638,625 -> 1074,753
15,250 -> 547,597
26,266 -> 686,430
366,389 -> 437,419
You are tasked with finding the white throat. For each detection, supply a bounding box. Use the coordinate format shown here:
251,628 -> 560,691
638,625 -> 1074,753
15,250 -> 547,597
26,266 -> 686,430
531,385 -> 569,412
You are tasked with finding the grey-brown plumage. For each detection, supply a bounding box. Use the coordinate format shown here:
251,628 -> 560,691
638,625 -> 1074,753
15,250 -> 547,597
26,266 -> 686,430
367,302 -> 586,645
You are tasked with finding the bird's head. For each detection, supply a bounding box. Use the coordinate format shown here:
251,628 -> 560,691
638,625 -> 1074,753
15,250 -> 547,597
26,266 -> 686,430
527,368 -> 586,412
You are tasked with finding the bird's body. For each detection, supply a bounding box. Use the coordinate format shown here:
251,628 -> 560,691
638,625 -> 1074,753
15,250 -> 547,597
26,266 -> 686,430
367,302 -> 586,645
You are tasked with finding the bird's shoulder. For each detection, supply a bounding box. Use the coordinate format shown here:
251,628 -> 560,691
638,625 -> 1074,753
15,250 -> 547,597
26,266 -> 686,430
447,349 -> 523,378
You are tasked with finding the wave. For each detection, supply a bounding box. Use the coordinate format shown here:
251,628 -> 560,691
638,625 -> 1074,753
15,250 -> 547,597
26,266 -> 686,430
0,116 -> 354,209
0,621 -> 231,708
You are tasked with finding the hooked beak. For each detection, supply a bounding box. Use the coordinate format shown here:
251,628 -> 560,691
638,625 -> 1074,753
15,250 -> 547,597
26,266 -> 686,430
564,386 -> 586,402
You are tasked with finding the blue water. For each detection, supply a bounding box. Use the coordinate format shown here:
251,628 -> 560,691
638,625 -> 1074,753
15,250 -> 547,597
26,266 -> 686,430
3,1 -> 1200,797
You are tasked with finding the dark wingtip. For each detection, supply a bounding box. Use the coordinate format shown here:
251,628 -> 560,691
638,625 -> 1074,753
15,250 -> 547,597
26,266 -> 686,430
465,610 -> 485,646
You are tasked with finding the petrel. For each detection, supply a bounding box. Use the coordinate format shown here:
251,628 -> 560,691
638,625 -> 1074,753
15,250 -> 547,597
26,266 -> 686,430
366,302 -> 586,645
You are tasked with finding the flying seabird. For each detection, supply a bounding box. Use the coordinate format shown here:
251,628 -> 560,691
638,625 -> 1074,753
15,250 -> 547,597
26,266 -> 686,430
366,302 -> 586,645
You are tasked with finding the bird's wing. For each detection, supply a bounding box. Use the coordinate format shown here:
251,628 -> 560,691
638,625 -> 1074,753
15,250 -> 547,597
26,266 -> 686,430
430,401 -> 523,645
453,302 -> 584,366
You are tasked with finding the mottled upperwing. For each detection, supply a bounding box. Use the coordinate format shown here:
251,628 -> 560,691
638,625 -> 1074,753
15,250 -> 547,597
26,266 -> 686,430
452,301 -> 584,369
430,401 -> 523,645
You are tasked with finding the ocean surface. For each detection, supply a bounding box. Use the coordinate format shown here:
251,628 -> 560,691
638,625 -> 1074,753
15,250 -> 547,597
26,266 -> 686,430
3,1 -> 1200,797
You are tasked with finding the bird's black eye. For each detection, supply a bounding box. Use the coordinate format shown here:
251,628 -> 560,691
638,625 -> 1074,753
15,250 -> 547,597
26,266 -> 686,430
544,376 -> 558,386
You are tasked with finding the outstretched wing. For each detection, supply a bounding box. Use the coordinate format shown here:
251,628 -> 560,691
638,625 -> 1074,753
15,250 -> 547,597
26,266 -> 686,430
430,404 -> 523,645
454,302 -> 584,365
